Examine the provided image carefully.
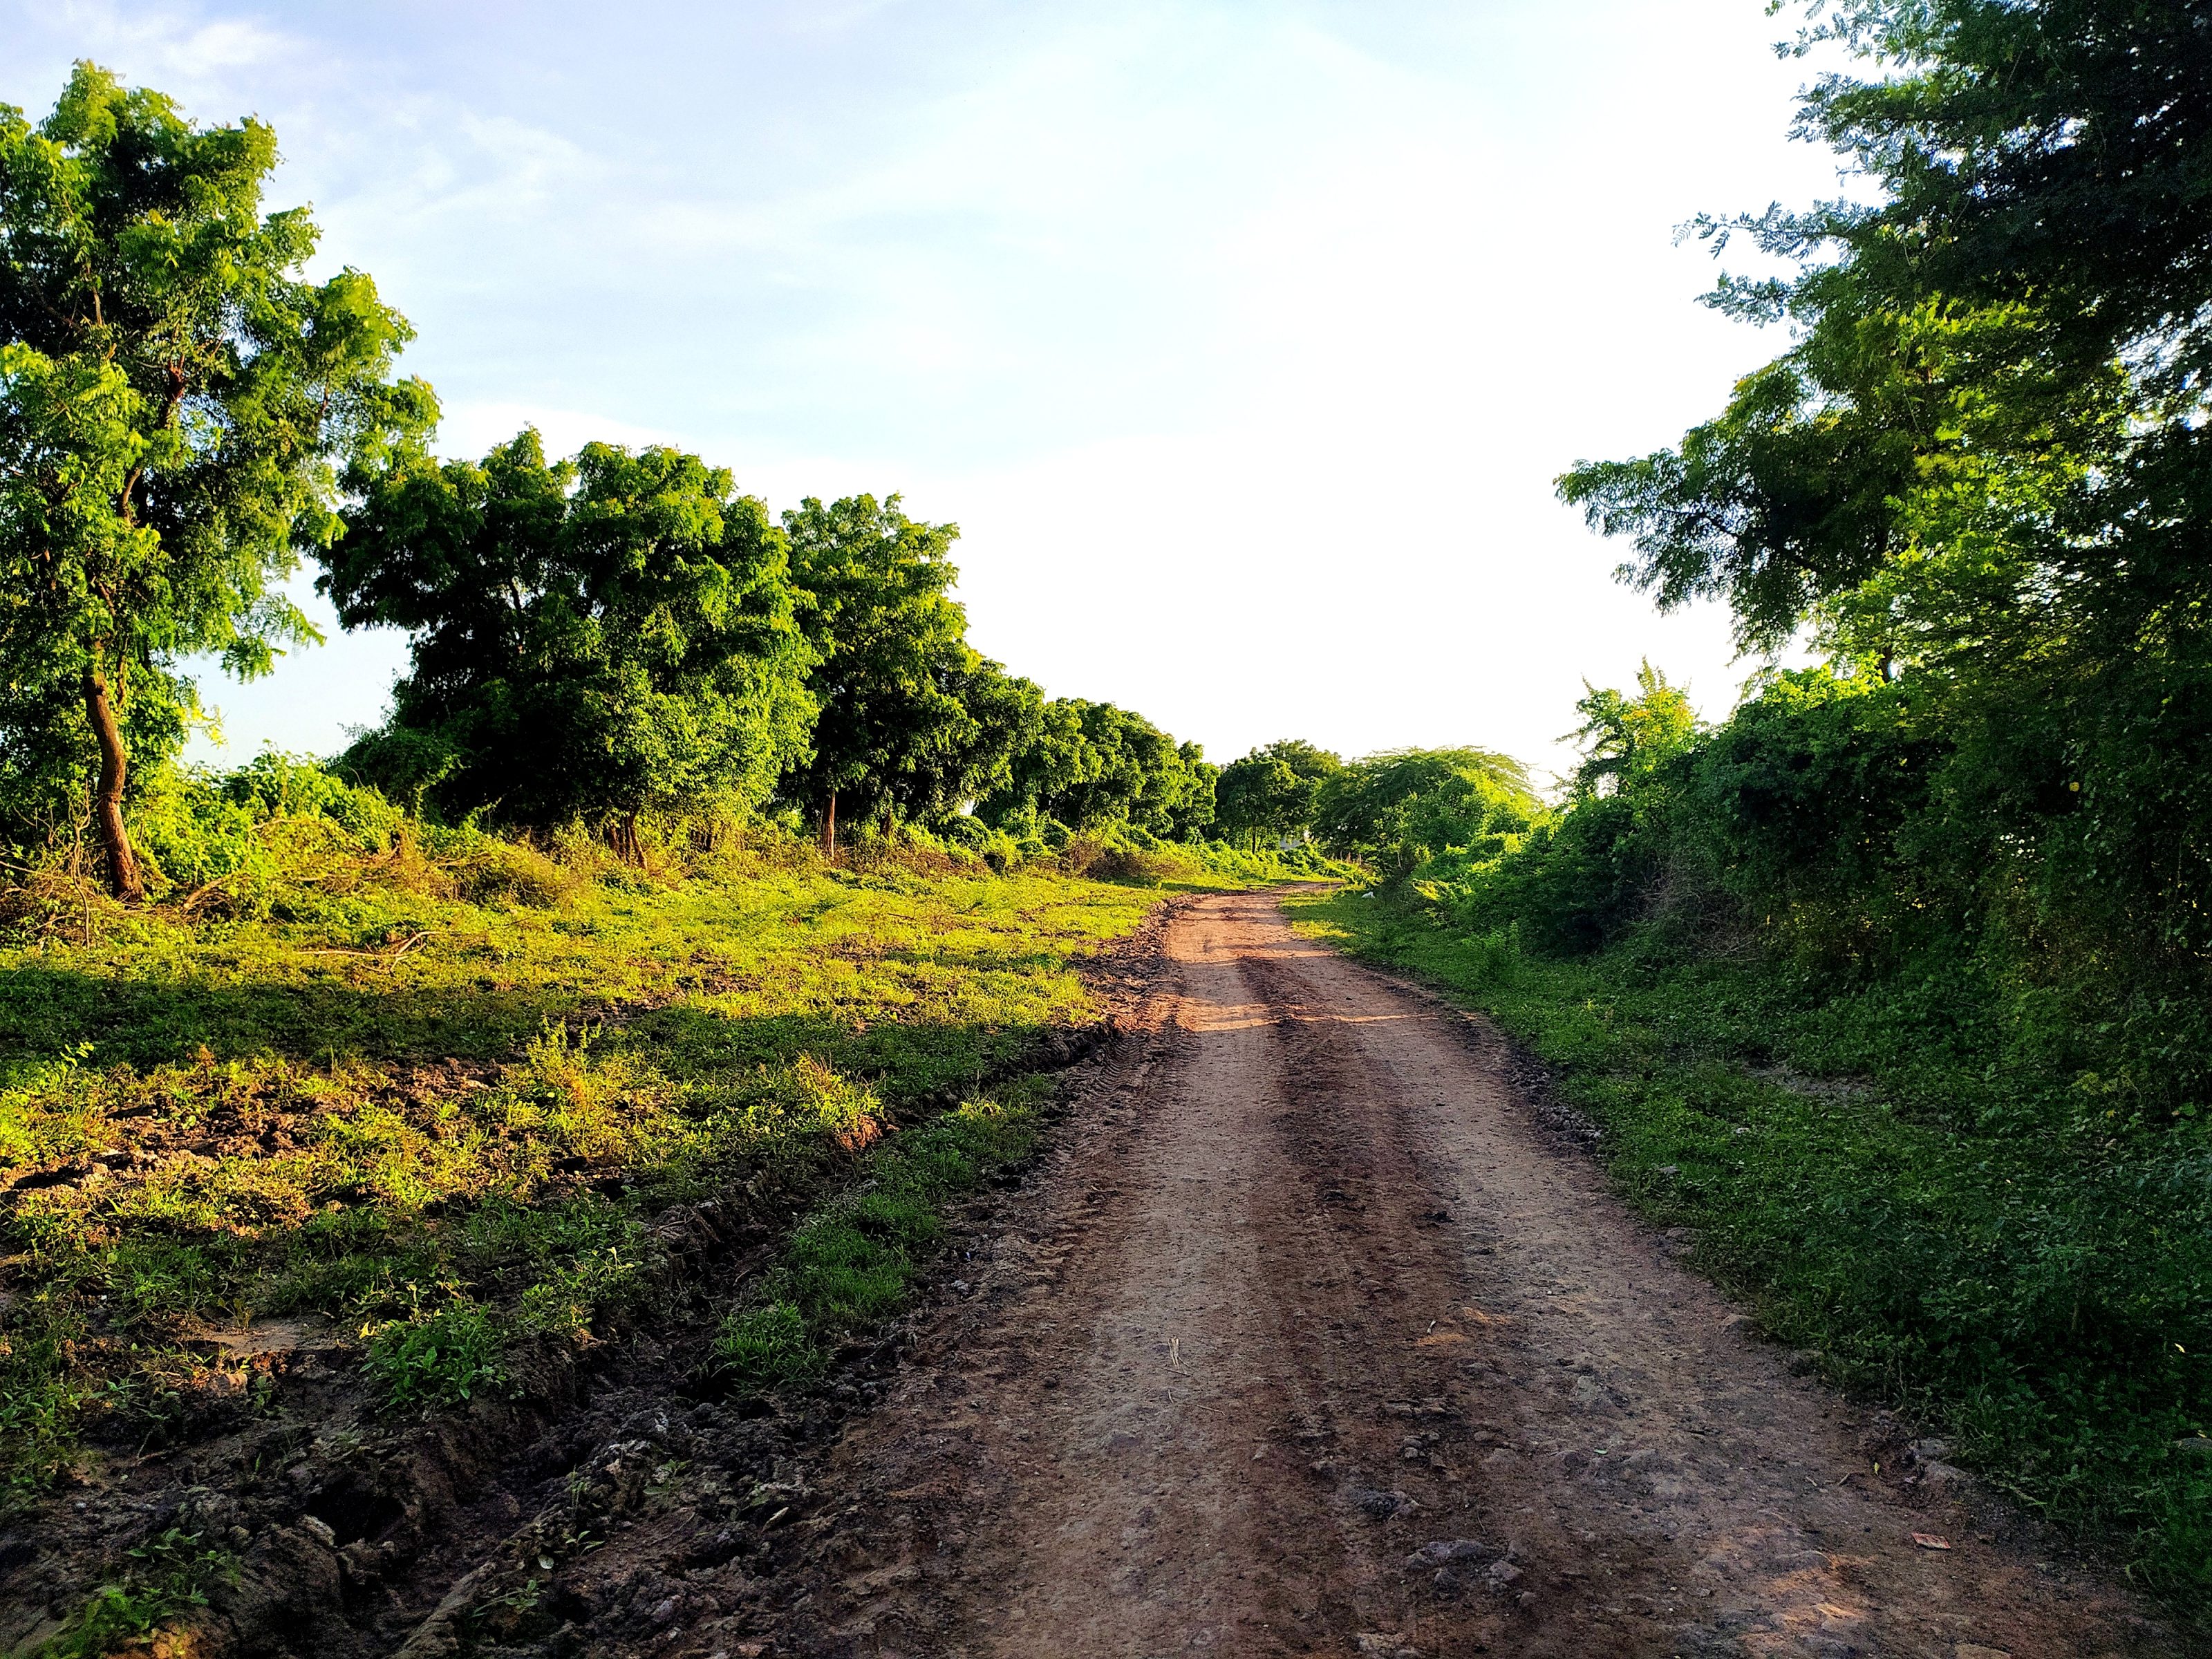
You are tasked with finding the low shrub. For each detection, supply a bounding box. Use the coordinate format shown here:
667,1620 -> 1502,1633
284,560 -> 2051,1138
363,1299 -> 509,1410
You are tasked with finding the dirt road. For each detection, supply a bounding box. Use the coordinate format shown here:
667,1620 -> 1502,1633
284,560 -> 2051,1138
646,892 -> 2179,1658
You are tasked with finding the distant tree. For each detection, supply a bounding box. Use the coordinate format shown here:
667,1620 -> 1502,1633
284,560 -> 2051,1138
0,64 -> 420,894
1255,738 -> 1340,781
878,655 -> 1042,832
325,430 -> 814,847
780,494 -> 1022,854
1215,739 -> 1340,847
1215,755 -> 1300,849
982,696 -> 1099,830
988,700 -> 1212,837
1315,747 -> 1537,861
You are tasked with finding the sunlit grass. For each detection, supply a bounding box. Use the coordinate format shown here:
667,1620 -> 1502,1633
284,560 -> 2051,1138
0,848 -> 1158,1494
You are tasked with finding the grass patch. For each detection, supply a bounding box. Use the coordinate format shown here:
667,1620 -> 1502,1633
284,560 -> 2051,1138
710,1081 -> 1048,1389
1287,888 -> 2212,1616
0,845 -> 1159,1496
363,1297 -> 509,1410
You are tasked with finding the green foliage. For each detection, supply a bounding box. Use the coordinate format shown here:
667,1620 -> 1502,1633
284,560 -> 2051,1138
1781,0 -> 2212,401
710,1301 -> 818,1388
0,63 -> 420,893
980,698 -> 1216,841
778,494 -> 1027,843
1214,740 -> 1339,848
37,1528 -> 236,1659
364,1297 -> 508,1409
1553,1 -> 2212,1044
1567,662 -> 1698,799
1311,746 -> 1537,875
326,429 -> 815,837
115,754 -> 406,900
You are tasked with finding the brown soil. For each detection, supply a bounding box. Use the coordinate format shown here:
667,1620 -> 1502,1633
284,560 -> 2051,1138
8,890 -> 2181,1659
652,890 -> 2177,1659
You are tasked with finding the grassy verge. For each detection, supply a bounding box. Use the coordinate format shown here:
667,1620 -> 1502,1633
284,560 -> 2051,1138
0,840 -> 1162,1499
1286,888 -> 2212,1615
709,1075 -> 1052,1389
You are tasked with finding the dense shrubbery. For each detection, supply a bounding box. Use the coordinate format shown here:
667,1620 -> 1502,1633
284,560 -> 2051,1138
1372,0 -> 2212,1130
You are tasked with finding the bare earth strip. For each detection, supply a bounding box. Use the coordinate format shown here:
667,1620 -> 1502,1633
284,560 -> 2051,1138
704,890 -> 2177,1658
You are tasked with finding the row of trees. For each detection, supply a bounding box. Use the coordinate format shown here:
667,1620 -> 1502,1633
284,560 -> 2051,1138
0,64 -> 1230,891
1208,739 -> 1540,870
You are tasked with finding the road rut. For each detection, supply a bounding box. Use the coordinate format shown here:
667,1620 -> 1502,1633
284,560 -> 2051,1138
709,891 -> 2177,1657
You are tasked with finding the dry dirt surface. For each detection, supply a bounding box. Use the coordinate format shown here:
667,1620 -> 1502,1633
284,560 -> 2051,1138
648,888 -> 2180,1659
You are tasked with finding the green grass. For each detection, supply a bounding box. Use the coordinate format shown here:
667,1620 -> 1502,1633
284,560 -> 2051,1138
1287,888 -> 2212,1618
709,1078 -> 1049,1389
0,841 -> 1161,1495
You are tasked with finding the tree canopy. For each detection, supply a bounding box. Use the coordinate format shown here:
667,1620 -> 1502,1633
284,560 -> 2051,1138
980,699 -> 1216,840
0,62 -> 419,894
1215,740 -> 1340,847
326,429 -> 815,838
1313,747 -> 1537,865
778,494 -> 1031,852
1557,0 -> 2212,979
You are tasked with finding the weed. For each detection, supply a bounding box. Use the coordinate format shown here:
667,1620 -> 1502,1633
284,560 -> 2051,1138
37,1529 -> 236,1659
711,1302 -> 819,1389
709,1087 -> 1046,1392
363,1298 -> 509,1410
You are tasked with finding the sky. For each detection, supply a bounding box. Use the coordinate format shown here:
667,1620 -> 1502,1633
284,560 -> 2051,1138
6,0 -> 1846,787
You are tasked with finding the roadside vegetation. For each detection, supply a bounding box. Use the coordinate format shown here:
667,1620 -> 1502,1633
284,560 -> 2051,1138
0,64 -> 1331,1598
0,760 -> 1221,1498
1293,887 -> 2212,1604
7,0 -> 2210,1641
1278,0 -> 2212,1618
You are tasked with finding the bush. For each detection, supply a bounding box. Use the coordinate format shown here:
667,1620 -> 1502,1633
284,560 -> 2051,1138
124,757 -> 408,907
448,836 -> 579,908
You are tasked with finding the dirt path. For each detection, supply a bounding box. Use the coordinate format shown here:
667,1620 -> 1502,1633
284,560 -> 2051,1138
640,891 -> 2180,1658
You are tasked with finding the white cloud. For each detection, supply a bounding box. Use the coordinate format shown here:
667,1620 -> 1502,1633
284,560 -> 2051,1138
32,1 -> 297,93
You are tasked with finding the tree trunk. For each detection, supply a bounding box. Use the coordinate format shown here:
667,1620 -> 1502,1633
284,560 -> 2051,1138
820,790 -> 837,864
84,668 -> 143,902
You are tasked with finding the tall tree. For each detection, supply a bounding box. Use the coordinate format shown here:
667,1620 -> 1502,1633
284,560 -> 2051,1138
325,430 -> 814,844
1557,0 -> 2212,972
0,64 -> 419,895
780,494 -> 1002,854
